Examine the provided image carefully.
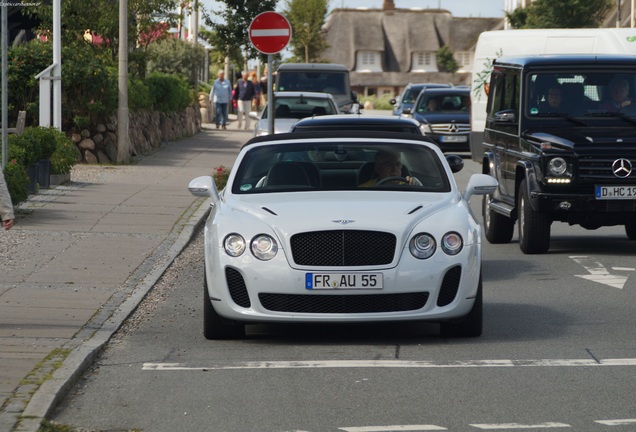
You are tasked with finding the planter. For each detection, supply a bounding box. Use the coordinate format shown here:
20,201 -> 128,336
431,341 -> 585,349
26,163 -> 39,194
50,172 -> 71,186
37,159 -> 51,189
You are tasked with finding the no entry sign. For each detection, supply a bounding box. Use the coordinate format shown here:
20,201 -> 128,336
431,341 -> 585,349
249,11 -> 292,55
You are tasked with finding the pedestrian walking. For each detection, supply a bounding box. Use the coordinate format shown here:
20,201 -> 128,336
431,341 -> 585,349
0,170 -> 15,230
209,70 -> 232,129
249,70 -> 261,112
233,71 -> 255,130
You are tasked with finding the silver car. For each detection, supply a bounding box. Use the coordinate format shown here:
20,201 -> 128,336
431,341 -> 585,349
251,91 -> 340,136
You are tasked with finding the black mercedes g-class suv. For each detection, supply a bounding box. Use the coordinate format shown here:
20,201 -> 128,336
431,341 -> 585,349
481,55 -> 636,254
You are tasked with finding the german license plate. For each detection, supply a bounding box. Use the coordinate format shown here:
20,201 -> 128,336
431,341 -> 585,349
305,273 -> 383,289
440,135 -> 467,143
595,185 -> 636,200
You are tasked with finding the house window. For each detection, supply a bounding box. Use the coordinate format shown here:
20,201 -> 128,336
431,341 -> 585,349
356,51 -> 382,72
411,52 -> 437,72
455,51 -> 472,71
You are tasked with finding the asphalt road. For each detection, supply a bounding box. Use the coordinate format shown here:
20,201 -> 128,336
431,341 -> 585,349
48,158 -> 636,432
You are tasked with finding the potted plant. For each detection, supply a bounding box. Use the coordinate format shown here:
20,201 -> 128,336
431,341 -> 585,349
49,131 -> 79,185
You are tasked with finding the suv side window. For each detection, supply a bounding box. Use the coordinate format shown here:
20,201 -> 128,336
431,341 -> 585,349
487,68 -> 520,134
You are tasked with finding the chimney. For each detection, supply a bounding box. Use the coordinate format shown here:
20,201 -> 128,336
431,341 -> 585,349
383,0 -> 395,11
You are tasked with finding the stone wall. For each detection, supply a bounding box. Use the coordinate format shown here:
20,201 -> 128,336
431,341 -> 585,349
72,105 -> 202,164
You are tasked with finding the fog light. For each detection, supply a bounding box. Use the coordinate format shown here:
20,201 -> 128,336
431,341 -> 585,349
559,201 -> 572,210
547,178 -> 571,184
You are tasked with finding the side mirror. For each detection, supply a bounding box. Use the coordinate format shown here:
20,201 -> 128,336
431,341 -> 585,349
390,98 -> 396,105
445,154 -> 464,173
350,103 -> 360,114
188,176 -> 220,205
494,109 -> 516,123
463,174 -> 498,201
249,111 -> 260,120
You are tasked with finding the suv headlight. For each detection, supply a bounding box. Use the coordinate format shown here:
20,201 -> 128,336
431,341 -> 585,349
251,234 -> 278,260
420,123 -> 432,134
548,157 -> 568,176
409,233 -> 436,259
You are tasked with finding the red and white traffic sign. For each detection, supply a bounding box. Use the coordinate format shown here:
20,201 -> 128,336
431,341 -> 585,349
249,11 -> 292,55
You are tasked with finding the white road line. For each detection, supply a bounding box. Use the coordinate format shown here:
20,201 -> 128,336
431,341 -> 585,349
595,419 -> 636,425
142,358 -> 636,371
470,423 -> 570,429
570,256 -> 628,289
339,426 -> 446,431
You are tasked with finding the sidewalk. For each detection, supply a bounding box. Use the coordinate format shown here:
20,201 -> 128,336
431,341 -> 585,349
0,119 -> 251,432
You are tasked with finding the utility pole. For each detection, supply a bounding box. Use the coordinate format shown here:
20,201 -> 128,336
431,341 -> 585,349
1,5 -> 8,169
617,0 -> 622,27
117,0 -> 130,163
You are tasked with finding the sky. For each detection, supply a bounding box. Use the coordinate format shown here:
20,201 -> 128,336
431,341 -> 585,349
200,0 -> 506,20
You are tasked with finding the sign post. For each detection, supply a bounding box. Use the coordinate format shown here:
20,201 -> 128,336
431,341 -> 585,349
249,12 -> 292,134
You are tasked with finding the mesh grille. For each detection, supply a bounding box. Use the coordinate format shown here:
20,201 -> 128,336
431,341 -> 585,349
437,266 -> 462,307
225,267 -> 251,308
259,292 -> 429,313
290,230 -> 396,266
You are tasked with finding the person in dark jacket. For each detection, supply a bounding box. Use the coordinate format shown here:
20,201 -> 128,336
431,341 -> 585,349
233,71 -> 256,130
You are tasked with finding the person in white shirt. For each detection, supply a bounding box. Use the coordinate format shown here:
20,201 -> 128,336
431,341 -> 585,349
0,170 -> 15,230
209,70 -> 232,129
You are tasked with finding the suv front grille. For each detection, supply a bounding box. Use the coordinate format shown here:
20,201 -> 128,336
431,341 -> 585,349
430,123 -> 470,134
290,230 -> 396,266
578,155 -> 636,181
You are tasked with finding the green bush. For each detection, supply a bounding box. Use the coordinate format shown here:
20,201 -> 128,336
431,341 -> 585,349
359,94 -> 394,111
146,38 -> 206,87
49,131 -> 79,175
7,135 -> 28,166
146,73 -> 193,112
22,127 -> 58,160
3,160 -> 30,205
129,78 -> 153,111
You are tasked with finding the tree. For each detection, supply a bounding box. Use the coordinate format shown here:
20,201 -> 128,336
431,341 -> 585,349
506,0 -> 612,28
283,0 -> 328,63
203,0 -> 277,66
436,46 -> 459,74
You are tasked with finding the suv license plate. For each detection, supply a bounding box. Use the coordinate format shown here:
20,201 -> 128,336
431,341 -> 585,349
440,135 -> 467,143
305,273 -> 383,289
596,185 -> 636,200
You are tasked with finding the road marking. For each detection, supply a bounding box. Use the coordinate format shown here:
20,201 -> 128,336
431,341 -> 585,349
142,358 -> 636,371
595,419 -> 636,425
470,423 -> 570,429
570,256 -> 629,289
339,426 -> 446,431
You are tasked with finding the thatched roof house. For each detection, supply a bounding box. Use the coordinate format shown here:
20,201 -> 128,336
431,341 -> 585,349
321,1 -> 504,96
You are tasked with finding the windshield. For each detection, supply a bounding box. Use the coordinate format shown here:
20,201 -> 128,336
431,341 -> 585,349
415,93 -> 470,114
231,141 -> 450,194
263,96 -> 337,120
527,71 -> 636,117
277,72 -> 348,95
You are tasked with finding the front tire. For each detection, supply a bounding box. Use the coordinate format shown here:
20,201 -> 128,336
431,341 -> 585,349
482,193 -> 514,244
440,275 -> 483,338
626,223 -> 636,240
203,275 -> 245,340
518,179 -> 551,254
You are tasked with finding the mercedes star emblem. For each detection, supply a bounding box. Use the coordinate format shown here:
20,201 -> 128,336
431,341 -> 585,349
612,158 -> 633,178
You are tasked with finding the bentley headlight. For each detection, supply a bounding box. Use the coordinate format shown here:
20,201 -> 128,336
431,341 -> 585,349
251,234 -> 278,261
548,157 -> 568,176
224,233 -> 246,257
441,232 -> 463,255
409,233 -> 436,259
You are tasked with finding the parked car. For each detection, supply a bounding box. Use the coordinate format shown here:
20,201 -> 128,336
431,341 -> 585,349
290,114 -> 425,135
480,54 -> 636,254
390,83 -> 452,116
276,63 -> 359,113
251,91 -> 339,136
411,87 -> 471,152
188,130 -> 498,339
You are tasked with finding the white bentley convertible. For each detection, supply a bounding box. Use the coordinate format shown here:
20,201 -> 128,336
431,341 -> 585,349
189,131 -> 497,339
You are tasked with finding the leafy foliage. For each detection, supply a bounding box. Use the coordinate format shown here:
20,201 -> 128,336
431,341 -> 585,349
283,0 -> 328,63
3,160 -> 30,205
436,46 -> 459,74
213,165 -> 231,190
128,78 -> 153,112
146,38 -> 207,87
145,73 -> 193,112
506,0 -> 612,28
48,129 -> 80,175
203,0 -> 277,61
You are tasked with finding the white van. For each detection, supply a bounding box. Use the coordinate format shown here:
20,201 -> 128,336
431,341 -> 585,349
470,28 -> 636,160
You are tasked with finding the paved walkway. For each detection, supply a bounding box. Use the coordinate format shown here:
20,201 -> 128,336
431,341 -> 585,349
0,119 -> 250,432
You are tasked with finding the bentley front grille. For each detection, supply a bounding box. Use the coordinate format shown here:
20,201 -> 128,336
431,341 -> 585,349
259,292 -> 429,314
290,230 -> 396,266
